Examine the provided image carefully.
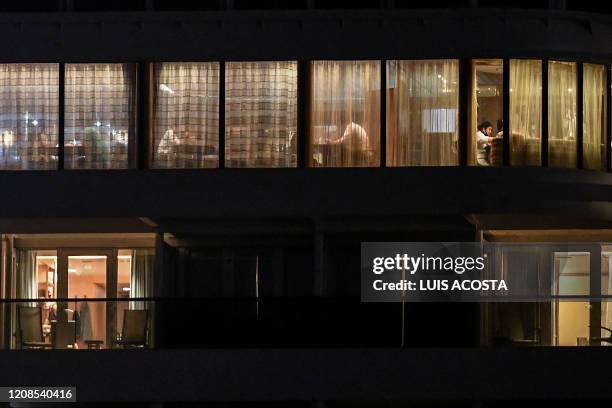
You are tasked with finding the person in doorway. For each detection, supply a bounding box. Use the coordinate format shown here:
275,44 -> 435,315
496,119 -> 504,138
476,121 -> 495,166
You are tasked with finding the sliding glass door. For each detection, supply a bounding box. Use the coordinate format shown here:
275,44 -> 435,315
57,249 -> 117,349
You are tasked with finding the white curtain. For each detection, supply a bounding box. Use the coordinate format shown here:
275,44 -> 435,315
225,61 -> 297,168
12,250 -> 37,349
309,60 -> 380,167
548,61 -> 577,168
130,249 -> 154,310
0,64 -> 58,170
153,62 -> 219,168
510,59 -> 542,166
583,63 -> 607,171
65,64 -> 133,169
16,250 -> 37,300
387,59 -> 459,166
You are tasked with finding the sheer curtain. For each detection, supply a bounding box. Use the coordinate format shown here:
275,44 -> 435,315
16,249 -> 36,300
510,59 -> 542,166
130,249 -> 154,310
225,61 -> 297,168
153,62 -> 219,168
603,255 -> 612,344
583,63 -> 607,171
387,60 -> 459,166
65,64 -> 133,169
0,64 -> 58,170
548,61 -> 577,168
309,60 -> 380,167
12,250 -> 37,349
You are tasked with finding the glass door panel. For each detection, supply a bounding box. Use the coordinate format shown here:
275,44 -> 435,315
554,252 -> 590,346
67,254 -> 107,349
57,249 -> 117,349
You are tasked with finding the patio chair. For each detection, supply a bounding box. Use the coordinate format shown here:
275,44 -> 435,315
113,309 -> 149,349
18,306 -> 53,350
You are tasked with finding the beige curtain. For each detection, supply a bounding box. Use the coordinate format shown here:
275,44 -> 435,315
548,61 -> 577,168
0,64 -> 58,170
510,59 -> 542,166
309,60 -> 380,167
387,60 -> 459,166
65,64 -> 133,169
153,62 -> 220,168
130,249 -> 154,310
583,63 -> 607,171
604,255 -> 612,342
225,61 -> 297,168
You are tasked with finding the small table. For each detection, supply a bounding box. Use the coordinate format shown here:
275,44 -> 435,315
85,340 -> 104,350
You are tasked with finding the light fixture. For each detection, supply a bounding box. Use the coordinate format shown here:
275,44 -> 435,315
68,268 -> 77,274
32,120 -> 38,126
95,121 -> 101,127
122,287 -> 131,292
69,255 -> 107,260
160,84 -> 175,94
37,256 -> 57,261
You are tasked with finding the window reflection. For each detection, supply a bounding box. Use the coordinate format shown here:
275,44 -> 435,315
65,64 -> 134,169
309,60 -> 380,167
0,64 -> 58,170
153,62 -> 220,168
583,63 -> 607,171
387,60 -> 459,166
225,61 -> 298,168
510,59 -> 542,166
472,59 -> 503,166
548,61 -> 577,168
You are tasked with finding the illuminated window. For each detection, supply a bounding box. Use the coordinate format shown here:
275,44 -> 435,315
583,63 -> 608,171
152,62 -> 220,169
309,60 -> 380,167
387,59 -> 459,166
548,61 -> 577,168
64,64 -> 135,169
510,59 -> 542,166
0,64 -> 58,170
471,59 -> 503,166
225,61 -> 298,168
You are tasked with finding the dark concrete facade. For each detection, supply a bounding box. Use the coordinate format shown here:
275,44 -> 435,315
1,5 -> 612,407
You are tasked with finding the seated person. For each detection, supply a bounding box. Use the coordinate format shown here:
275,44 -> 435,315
157,129 -> 181,156
328,121 -> 371,165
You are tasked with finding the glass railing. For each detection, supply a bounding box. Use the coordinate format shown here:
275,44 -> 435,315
0,298 -> 610,349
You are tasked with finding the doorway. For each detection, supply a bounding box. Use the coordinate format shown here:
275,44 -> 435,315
57,249 -> 117,348
553,251 -> 591,346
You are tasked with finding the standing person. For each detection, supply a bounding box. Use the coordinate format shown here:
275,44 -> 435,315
476,121 -> 495,166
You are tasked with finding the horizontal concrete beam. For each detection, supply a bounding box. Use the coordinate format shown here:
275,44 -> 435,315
0,348 -> 609,402
0,9 -> 609,62
0,167 -> 611,221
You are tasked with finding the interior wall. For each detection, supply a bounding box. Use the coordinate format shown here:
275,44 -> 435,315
558,301 -> 590,346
